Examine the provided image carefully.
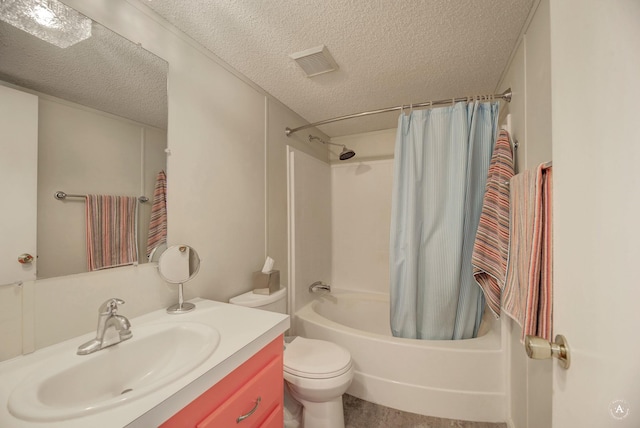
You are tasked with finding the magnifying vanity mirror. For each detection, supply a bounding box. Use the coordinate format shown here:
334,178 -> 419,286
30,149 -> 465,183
157,245 -> 200,314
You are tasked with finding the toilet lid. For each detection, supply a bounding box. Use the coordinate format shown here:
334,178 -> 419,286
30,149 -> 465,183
283,337 -> 352,379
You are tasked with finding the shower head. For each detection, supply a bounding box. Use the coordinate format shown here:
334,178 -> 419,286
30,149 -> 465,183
308,135 -> 356,161
339,147 -> 356,160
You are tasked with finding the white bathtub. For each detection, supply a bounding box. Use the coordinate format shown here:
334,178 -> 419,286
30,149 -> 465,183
294,290 -> 506,422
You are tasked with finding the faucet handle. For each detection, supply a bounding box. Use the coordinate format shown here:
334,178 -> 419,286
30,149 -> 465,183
99,298 -> 125,315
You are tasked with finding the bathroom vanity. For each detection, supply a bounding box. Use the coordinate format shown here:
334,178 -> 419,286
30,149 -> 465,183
160,334 -> 283,427
0,298 -> 289,427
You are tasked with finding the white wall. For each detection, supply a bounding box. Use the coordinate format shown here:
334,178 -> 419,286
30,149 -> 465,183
0,86 -> 37,361
164,38 -> 267,304
36,96 -> 166,279
497,1 -> 553,427
0,0 -> 325,362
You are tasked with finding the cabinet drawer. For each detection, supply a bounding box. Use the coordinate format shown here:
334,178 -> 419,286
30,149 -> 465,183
197,356 -> 282,428
160,335 -> 283,428
259,405 -> 283,428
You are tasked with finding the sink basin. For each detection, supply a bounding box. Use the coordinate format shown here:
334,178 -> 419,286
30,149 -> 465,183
8,322 -> 220,422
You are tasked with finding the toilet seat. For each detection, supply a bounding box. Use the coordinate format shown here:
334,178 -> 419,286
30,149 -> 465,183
284,337 -> 352,379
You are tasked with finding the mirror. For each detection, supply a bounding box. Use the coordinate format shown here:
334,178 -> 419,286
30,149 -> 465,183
158,245 -> 201,314
0,1 -> 168,281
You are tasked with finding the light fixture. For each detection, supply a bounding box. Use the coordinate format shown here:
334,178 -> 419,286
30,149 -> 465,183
290,45 -> 339,77
0,0 -> 92,48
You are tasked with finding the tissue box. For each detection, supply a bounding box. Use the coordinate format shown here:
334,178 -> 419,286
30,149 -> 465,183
252,270 -> 280,295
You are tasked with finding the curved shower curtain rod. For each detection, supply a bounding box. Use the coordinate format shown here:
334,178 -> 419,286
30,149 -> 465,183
285,88 -> 512,136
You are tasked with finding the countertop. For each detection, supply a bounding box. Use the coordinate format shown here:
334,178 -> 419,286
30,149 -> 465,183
0,298 -> 289,428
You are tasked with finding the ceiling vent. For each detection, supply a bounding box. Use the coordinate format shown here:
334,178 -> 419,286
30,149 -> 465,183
290,45 -> 339,77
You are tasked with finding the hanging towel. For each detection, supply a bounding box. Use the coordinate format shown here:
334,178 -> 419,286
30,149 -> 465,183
472,129 -> 515,317
146,170 -> 167,258
538,166 -> 553,341
86,195 -> 139,271
502,163 -> 553,342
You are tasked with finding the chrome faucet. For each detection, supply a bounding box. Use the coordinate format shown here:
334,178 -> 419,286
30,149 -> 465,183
308,281 -> 331,294
77,298 -> 132,355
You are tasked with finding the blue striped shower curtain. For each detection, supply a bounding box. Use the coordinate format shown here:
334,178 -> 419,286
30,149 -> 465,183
390,101 -> 499,340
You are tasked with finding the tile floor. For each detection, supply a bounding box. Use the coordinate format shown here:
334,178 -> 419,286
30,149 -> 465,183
343,394 -> 507,428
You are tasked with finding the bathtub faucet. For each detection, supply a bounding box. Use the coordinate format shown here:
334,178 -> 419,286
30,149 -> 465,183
309,281 -> 331,294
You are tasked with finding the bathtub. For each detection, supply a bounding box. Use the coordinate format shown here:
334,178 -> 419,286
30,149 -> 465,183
294,290 -> 506,422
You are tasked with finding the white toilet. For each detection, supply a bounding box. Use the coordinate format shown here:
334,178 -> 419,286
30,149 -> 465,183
230,287 -> 354,428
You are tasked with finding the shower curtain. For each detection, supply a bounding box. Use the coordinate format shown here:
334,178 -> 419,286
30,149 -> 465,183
390,101 -> 498,340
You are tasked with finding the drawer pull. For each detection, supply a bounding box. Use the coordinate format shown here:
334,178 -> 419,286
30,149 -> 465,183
236,396 -> 261,423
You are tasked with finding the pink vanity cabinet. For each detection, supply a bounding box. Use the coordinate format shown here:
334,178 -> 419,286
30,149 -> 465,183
160,335 -> 284,428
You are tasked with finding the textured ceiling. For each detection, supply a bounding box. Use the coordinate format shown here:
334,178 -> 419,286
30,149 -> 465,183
0,18 -> 167,129
1,1 -> 534,137
144,0 -> 534,136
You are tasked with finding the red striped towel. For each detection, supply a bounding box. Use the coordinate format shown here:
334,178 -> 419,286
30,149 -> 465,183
502,163 -> 553,342
146,170 -> 167,257
472,129 -> 515,317
86,195 -> 139,271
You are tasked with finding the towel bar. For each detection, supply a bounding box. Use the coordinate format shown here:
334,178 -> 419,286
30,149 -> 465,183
0,280 -> 23,288
54,191 -> 148,203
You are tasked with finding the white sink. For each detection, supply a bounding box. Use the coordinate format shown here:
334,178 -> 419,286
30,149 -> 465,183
8,321 -> 220,422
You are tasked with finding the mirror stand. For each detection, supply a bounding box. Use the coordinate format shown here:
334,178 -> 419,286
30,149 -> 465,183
157,244 -> 201,315
167,283 -> 195,314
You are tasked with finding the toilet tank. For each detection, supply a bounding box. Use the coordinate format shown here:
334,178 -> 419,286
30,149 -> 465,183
229,287 -> 287,314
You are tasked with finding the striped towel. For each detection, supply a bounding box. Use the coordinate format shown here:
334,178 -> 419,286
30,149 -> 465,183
502,163 -> 553,342
472,129 -> 515,317
86,195 -> 139,271
146,170 -> 167,258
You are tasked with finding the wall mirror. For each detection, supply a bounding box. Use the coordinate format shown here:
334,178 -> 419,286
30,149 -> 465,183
0,0 -> 168,282
158,245 -> 201,314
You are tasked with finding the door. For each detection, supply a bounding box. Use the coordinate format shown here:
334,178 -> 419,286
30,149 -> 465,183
550,1 -> 640,427
0,85 -> 38,285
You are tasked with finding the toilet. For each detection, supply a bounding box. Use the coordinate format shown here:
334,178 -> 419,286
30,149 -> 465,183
230,287 -> 354,428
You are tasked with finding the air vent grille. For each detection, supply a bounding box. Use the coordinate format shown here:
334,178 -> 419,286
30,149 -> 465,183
290,45 -> 339,77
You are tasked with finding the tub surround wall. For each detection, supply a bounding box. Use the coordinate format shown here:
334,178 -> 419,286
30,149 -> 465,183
267,99 -> 329,296
286,147 -> 332,320
0,0 -> 326,362
330,129 -> 396,163
331,159 -> 394,294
